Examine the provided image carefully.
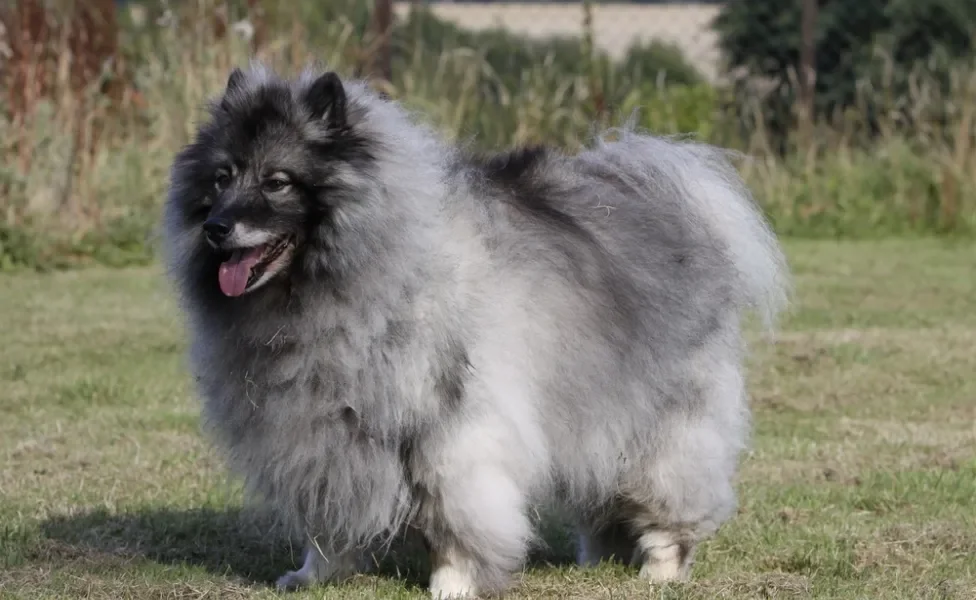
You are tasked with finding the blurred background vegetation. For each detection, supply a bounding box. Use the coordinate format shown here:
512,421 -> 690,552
1,0 -> 974,270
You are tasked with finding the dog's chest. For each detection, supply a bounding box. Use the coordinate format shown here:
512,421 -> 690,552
191,322 -> 427,543
199,317 -> 441,445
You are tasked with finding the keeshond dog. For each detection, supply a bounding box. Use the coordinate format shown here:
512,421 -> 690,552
161,63 -> 789,598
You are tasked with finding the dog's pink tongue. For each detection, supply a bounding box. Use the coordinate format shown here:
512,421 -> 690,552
218,246 -> 265,297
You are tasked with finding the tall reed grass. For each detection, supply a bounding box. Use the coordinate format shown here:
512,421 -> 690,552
1,0 -> 974,269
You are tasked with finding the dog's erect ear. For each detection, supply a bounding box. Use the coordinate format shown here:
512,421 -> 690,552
226,68 -> 246,94
220,68 -> 246,111
305,72 -> 347,130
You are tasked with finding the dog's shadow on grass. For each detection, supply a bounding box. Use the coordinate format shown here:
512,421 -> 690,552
38,506 -> 578,589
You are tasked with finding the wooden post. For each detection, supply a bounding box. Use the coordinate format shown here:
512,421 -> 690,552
370,0 -> 393,82
798,0 -> 818,141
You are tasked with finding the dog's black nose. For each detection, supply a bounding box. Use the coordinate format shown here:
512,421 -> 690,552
203,218 -> 233,243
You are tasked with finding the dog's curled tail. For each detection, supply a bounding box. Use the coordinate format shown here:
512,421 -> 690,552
677,140 -> 789,332
598,127 -> 791,331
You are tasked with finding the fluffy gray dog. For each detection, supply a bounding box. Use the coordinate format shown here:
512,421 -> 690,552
161,63 -> 789,598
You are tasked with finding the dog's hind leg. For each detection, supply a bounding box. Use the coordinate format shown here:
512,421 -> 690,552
275,543 -> 373,591
614,476 -> 726,585
623,355 -> 747,583
634,528 -> 697,582
575,508 -> 699,581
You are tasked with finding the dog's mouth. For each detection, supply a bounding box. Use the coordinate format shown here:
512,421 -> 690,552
217,236 -> 294,297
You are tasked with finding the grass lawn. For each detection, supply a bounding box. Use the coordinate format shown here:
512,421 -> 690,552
1,239 -> 974,599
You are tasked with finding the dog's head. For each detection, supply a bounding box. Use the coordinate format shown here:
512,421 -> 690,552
164,66 -> 377,299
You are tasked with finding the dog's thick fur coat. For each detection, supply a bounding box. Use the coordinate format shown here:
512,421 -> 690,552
161,64 -> 789,598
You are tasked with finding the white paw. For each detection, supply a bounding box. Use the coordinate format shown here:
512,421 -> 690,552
638,554 -> 684,582
429,564 -> 478,599
275,569 -> 311,592
637,532 -> 688,583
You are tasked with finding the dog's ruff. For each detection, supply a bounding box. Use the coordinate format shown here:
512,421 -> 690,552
161,63 -> 789,598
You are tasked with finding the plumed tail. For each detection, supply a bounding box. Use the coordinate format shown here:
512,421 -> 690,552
595,126 -> 791,331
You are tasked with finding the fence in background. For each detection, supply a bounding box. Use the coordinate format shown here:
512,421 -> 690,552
389,2 -> 724,81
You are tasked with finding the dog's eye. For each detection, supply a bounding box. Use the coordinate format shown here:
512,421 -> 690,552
214,170 -> 231,190
262,178 -> 290,194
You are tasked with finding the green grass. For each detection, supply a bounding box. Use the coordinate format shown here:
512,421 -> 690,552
1,239 -> 975,599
